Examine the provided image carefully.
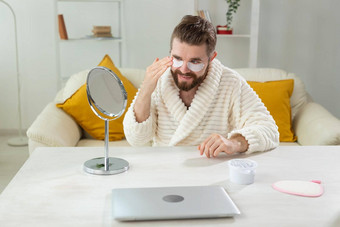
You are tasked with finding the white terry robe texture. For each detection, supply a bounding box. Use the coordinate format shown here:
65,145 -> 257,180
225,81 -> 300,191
123,59 -> 279,153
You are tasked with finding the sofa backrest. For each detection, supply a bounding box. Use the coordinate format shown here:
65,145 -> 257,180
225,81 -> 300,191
121,67 -> 309,120
54,68 -> 146,104
120,68 -> 146,89
55,67 -> 308,120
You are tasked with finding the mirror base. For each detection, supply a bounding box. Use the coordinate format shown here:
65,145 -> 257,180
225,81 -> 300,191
83,157 -> 129,175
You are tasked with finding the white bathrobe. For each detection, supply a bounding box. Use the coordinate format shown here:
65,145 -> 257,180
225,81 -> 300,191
123,59 -> 279,153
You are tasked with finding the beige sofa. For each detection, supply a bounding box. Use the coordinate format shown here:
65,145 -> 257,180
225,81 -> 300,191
27,68 -> 340,155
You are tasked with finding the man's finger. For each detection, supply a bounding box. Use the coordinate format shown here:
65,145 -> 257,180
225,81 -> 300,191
213,145 -> 224,157
209,141 -> 220,157
148,57 -> 172,73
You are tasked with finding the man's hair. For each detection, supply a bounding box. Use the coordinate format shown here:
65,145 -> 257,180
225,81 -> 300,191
170,15 -> 217,57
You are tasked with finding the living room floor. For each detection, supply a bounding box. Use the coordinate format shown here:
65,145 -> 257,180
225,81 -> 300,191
0,134 -> 29,194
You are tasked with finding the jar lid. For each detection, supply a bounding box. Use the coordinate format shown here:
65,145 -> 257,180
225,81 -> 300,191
228,159 -> 257,170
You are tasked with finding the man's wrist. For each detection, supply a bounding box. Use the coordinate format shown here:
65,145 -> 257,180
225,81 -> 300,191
134,90 -> 152,123
230,134 -> 249,153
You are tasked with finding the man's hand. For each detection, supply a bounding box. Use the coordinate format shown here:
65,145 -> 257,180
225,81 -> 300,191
134,57 -> 173,123
198,133 -> 249,158
141,56 -> 173,96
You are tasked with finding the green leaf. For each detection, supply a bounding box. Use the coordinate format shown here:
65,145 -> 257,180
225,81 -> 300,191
225,0 -> 241,26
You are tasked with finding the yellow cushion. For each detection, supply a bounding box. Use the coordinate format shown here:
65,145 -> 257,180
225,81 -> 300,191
247,79 -> 297,142
57,55 -> 137,141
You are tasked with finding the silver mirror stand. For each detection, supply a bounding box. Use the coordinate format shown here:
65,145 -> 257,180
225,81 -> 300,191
83,120 -> 129,175
83,67 -> 129,175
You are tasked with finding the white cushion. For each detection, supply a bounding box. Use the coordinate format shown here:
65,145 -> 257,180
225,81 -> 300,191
27,103 -> 82,149
294,102 -> 340,145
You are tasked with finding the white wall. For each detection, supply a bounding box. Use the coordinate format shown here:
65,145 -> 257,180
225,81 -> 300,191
0,0 -> 339,132
124,0 -> 194,68
258,0 -> 340,119
0,0 -> 58,132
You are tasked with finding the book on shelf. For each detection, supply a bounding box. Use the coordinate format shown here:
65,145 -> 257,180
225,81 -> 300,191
92,25 -> 111,33
197,10 -> 211,23
58,14 -> 68,40
92,25 -> 112,38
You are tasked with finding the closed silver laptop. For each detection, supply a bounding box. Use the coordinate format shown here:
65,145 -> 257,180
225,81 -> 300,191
112,185 -> 240,221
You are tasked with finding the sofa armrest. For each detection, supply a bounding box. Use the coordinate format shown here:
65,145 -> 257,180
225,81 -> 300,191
26,102 -> 82,154
293,102 -> 340,145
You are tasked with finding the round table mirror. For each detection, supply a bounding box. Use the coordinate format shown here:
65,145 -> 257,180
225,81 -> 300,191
83,66 -> 129,175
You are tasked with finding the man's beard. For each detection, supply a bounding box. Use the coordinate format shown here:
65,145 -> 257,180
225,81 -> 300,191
170,64 -> 209,91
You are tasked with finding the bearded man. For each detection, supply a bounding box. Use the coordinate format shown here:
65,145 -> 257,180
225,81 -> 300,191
123,15 -> 279,158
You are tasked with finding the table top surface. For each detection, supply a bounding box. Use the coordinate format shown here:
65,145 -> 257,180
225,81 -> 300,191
0,146 -> 340,227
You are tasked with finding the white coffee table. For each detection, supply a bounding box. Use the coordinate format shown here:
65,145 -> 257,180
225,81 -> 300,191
0,146 -> 339,226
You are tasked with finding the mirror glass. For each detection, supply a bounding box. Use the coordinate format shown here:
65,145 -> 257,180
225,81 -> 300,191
83,66 -> 129,175
87,67 -> 127,119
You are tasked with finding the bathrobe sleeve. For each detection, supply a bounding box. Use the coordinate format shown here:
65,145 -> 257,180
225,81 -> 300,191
227,78 -> 280,153
123,90 -> 157,146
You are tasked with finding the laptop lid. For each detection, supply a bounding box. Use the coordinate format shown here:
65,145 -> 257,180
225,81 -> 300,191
112,185 -> 240,221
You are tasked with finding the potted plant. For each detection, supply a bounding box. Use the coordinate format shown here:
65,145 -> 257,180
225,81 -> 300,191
217,0 -> 241,35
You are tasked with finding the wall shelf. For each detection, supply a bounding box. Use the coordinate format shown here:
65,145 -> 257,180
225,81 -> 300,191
217,34 -> 251,38
194,0 -> 259,67
55,0 -> 124,88
58,0 -> 122,2
59,37 -> 123,42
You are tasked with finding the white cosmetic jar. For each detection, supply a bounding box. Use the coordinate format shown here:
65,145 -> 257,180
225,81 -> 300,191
228,159 -> 258,185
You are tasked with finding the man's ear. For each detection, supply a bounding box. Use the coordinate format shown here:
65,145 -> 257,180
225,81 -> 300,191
210,51 -> 217,61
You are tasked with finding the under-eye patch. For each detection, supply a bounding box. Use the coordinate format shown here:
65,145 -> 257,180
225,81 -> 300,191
172,58 -> 205,72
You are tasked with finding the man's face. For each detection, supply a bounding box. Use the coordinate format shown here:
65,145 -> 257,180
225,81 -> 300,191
170,38 -> 210,91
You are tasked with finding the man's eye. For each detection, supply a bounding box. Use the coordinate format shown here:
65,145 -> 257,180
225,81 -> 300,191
191,61 -> 201,64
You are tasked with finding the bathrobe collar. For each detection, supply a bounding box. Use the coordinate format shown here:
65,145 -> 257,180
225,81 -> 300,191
160,59 -> 224,145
